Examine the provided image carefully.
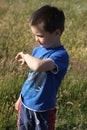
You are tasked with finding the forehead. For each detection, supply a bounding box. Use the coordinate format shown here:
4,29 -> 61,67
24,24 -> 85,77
30,25 -> 45,35
30,24 -> 56,38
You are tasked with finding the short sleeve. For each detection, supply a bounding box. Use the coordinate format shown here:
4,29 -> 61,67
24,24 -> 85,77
49,50 -> 69,74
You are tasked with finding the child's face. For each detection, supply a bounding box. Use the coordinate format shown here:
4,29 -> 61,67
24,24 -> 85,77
30,25 -> 60,48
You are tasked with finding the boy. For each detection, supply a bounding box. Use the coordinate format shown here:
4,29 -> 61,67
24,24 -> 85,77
15,5 -> 69,130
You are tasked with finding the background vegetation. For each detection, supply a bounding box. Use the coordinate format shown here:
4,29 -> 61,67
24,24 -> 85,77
0,0 -> 87,129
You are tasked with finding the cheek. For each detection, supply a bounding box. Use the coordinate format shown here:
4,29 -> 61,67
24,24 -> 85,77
40,38 -> 46,43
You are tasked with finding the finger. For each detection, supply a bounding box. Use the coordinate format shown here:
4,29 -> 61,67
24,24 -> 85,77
15,103 -> 18,110
18,59 -> 25,65
15,52 -> 23,60
21,59 -> 25,65
15,54 -> 22,60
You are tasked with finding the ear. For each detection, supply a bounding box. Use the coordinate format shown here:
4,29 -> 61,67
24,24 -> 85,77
55,29 -> 61,36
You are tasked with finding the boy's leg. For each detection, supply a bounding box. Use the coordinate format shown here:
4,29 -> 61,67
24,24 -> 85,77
34,108 -> 56,130
18,103 -> 35,130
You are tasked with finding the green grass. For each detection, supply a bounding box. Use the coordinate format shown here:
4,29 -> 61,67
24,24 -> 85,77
0,0 -> 87,129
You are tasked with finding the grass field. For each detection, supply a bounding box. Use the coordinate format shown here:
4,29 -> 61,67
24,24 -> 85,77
0,0 -> 87,129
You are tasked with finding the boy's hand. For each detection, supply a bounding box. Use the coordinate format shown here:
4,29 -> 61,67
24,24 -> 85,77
15,52 -> 25,65
15,97 -> 21,111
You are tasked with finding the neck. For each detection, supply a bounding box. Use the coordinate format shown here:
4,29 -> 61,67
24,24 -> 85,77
50,39 -> 61,48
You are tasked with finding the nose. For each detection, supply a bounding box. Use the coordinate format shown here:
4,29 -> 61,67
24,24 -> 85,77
35,36 -> 39,42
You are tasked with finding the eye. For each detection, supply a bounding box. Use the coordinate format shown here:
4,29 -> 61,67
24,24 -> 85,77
37,35 -> 44,38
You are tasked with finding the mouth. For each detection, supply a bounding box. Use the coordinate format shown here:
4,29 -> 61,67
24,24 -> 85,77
37,41 -> 43,46
36,41 -> 45,47
40,42 -> 43,45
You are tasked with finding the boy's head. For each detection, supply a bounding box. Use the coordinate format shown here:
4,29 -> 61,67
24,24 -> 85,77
29,5 -> 65,35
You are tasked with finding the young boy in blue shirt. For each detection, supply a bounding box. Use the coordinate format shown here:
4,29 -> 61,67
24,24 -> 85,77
15,5 -> 69,130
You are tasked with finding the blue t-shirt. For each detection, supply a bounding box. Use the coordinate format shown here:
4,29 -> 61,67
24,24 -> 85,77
21,45 -> 69,111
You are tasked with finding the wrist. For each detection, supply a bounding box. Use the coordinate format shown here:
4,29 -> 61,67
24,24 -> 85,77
22,53 -> 27,61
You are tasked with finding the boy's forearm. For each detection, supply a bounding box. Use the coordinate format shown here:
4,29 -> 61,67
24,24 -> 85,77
15,52 -> 56,72
23,54 -> 43,71
23,54 -> 55,72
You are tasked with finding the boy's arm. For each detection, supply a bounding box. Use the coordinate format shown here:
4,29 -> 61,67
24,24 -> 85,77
15,52 -> 56,72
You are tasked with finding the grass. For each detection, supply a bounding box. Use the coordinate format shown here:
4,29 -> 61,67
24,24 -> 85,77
0,0 -> 87,129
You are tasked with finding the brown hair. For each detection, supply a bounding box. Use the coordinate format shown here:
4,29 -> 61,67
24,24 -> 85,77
29,5 -> 65,33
